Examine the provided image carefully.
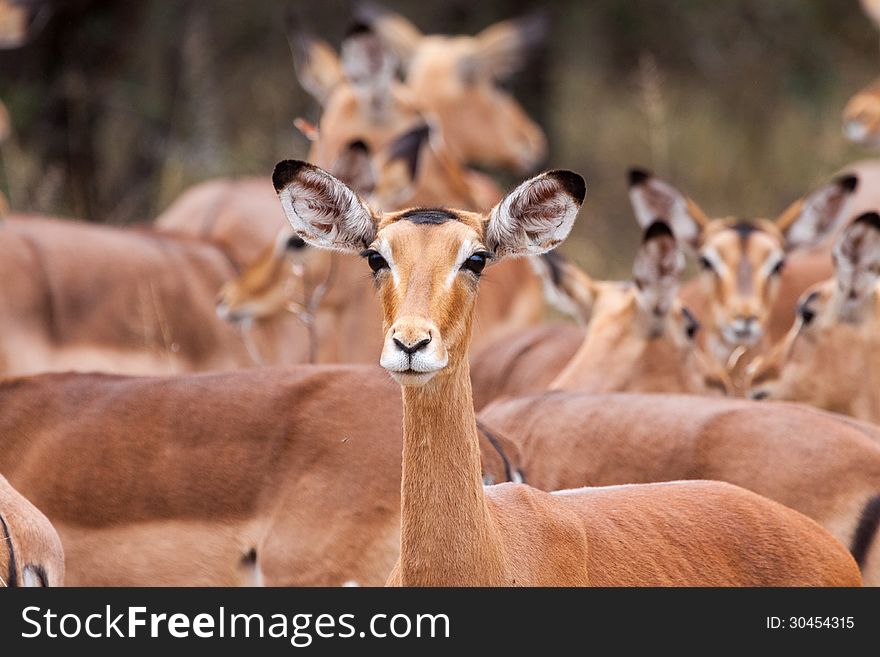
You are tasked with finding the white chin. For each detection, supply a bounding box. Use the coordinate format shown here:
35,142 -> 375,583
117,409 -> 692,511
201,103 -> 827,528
387,370 -> 440,386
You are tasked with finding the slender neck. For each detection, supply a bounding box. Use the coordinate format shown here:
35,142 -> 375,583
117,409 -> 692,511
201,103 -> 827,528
397,356 -> 508,585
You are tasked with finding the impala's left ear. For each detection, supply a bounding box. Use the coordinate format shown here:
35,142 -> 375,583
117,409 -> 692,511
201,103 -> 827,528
273,160 -> 377,253
776,173 -> 859,251
486,170 -> 585,258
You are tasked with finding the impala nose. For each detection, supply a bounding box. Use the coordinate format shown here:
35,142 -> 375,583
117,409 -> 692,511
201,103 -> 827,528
393,335 -> 431,355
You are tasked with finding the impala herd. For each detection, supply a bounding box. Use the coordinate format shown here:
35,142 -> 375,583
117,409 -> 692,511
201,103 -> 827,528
2,6 -> 880,587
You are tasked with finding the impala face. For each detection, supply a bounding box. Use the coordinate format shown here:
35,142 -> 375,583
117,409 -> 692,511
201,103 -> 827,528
697,221 -> 785,348
274,160 -> 585,386
628,169 -> 859,361
748,212 -> 880,417
216,229 -> 316,323
364,9 -> 548,173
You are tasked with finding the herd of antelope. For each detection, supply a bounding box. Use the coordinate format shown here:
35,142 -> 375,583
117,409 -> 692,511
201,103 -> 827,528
2,4 -> 880,588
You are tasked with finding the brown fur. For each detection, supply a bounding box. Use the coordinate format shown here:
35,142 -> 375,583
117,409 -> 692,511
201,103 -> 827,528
0,214 -> 309,375
480,392 -> 880,584
0,365 -> 517,586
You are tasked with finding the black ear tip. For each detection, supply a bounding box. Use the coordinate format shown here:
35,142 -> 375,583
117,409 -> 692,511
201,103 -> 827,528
628,168 -> 652,187
546,170 -> 586,205
643,220 -> 674,242
345,21 -> 374,38
837,173 -> 859,193
272,160 -> 311,192
852,211 -> 880,232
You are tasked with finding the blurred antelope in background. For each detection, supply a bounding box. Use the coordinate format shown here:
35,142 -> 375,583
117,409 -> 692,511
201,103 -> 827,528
628,168 -> 860,391
469,220 -> 728,409
480,391 -> 880,585
748,211 -> 880,422
360,4 -> 548,174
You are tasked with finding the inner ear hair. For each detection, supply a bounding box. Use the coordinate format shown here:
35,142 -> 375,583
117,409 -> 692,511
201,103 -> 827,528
273,160 -> 377,252
486,169 -> 586,258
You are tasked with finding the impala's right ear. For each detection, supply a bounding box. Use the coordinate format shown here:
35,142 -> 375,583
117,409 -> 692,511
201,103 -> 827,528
356,3 -> 423,72
632,221 -> 685,317
486,170 -> 586,258
273,160 -> 377,253
833,211 -> 880,301
627,168 -> 709,253
289,29 -> 344,106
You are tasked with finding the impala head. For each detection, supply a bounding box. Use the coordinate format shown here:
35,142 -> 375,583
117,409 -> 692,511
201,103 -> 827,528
748,212 -> 880,413
628,168 -> 859,352
274,160 -> 584,385
216,228 -> 318,323
291,22 -> 424,189
843,78 -> 880,147
542,222 -> 728,394
362,6 -> 548,174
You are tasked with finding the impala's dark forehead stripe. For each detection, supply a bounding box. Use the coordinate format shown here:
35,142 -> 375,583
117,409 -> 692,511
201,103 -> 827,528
730,221 -> 759,241
398,208 -> 460,225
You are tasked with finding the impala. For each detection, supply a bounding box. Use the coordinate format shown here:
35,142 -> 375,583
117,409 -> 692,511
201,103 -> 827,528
360,6 -> 548,174
469,221 -> 728,410
628,168 -> 860,390
0,214 -> 308,376
0,366 -> 519,586
275,158 -> 860,586
479,392 -> 880,585
1,474 -> 64,587
748,211 -> 880,423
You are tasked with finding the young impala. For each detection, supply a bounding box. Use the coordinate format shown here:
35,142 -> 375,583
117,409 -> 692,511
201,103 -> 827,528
748,211 -> 880,423
275,158 -> 859,586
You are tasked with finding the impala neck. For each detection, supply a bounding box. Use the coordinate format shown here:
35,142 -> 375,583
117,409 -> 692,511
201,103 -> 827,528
398,357 -> 507,585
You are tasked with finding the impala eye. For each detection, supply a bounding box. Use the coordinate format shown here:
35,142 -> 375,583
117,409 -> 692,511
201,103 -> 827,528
682,307 -> 700,340
363,250 -> 389,273
461,252 -> 489,275
286,236 -> 307,251
698,255 -> 715,272
770,258 -> 785,276
798,291 -> 819,326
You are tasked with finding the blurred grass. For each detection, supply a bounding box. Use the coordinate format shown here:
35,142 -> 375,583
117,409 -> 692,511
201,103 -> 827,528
0,0 -> 878,279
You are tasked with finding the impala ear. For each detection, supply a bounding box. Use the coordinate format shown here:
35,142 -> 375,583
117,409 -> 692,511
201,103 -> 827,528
288,26 -> 344,106
627,168 -> 708,253
632,221 -> 685,317
530,251 -> 596,324
486,170 -> 586,258
271,226 -> 308,257
273,160 -> 377,253
329,140 -> 376,196
340,23 -> 396,110
356,3 -> 423,72
776,174 -> 859,251
833,211 -> 880,301
462,12 -> 547,83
